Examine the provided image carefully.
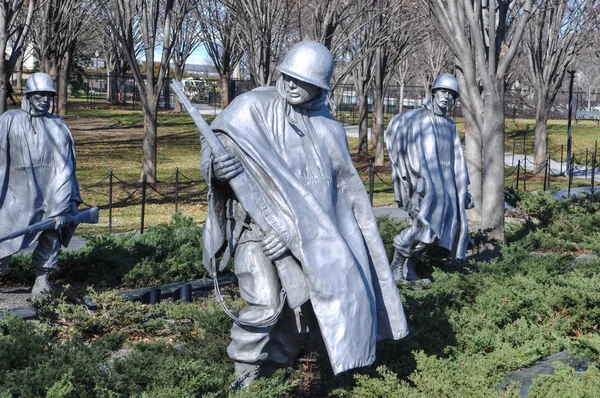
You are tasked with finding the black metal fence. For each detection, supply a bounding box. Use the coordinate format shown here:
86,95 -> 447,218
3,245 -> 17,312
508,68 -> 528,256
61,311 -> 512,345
79,168 -> 208,234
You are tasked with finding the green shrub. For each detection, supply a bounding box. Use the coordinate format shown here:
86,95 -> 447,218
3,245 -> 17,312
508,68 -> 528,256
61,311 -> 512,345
52,213 -> 210,288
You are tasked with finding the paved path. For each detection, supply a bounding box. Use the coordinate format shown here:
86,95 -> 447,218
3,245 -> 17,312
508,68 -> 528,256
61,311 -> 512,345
192,103 -> 221,116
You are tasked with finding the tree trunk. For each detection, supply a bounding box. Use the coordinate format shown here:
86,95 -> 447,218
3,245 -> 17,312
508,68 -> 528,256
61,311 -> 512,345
173,63 -> 183,112
142,108 -> 158,183
357,92 -> 369,155
464,113 -> 482,224
398,82 -> 404,114
57,47 -> 73,116
0,60 -> 7,115
221,73 -> 231,108
533,96 -> 549,175
15,52 -> 23,92
480,94 -> 505,240
372,83 -> 385,165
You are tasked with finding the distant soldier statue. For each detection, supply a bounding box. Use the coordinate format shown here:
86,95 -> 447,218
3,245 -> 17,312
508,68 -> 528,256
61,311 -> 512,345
385,73 -> 473,283
0,72 -> 81,295
199,40 -> 408,388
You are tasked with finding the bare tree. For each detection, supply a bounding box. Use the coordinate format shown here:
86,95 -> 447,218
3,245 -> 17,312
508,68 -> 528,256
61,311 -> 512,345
393,56 -> 416,114
370,0 -> 415,166
526,0 -> 596,174
0,0 -> 35,113
102,0 -> 184,182
196,0 -> 244,108
575,51 -> 600,111
422,0 -> 538,241
414,28 -> 453,94
31,0 -> 94,115
224,0 -> 294,87
172,0 -> 203,112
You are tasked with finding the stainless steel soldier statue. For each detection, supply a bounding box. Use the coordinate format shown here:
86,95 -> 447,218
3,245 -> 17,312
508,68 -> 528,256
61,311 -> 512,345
0,73 -> 82,295
201,40 -> 408,389
385,73 -> 473,283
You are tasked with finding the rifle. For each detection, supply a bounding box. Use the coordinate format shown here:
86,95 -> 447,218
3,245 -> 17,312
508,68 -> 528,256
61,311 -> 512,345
0,207 -> 99,244
170,80 -> 310,310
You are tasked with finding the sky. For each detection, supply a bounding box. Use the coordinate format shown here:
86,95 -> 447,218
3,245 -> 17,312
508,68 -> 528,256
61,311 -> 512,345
185,46 -> 211,66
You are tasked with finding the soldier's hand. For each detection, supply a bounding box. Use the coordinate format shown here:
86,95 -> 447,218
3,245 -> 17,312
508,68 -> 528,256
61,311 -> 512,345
53,214 -> 69,230
262,231 -> 288,261
213,153 -> 243,181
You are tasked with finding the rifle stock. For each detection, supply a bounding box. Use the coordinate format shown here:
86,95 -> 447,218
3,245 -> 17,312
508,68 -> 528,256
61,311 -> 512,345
171,81 -> 310,309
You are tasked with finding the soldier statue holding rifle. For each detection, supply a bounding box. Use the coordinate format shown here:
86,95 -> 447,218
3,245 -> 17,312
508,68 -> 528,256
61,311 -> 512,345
172,40 -> 408,389
0,73 -> 91,295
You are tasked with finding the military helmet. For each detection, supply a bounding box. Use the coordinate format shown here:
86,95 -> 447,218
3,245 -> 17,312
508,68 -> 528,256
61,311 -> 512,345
431,73 -> 459,98
277,40 -> 334,90
25,72 -> 57,95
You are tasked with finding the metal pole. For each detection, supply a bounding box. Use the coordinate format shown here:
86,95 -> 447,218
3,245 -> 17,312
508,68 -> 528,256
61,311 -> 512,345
141,174 -> 147,234
175,167 -> 179,213
109,169 -> 113,234
369,160 -> 374,205
566,70 -> 575,175
516,160 -> 521,190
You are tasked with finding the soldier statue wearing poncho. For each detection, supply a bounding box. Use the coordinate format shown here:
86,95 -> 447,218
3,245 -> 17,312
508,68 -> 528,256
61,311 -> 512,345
201,40 -> 408,389
0,73 -> 81,295
385,73 -> 473,283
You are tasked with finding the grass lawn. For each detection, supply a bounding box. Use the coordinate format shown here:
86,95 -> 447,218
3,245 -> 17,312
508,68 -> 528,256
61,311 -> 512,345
59,100 -> 208,233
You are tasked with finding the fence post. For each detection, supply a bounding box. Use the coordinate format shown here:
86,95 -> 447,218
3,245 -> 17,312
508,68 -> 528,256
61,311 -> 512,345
109,169 -> 113,234
586,148 -> 589,179
141,174 -> 147,234
543,158 -> 548,191
512,139 -> 516,166
592,154 -> 596,194
516,160 -> 521,190
369,160 -> 374,205
523,156 -> 527,191
560,144 -> 564,175
175,167 -> 179,213
568,156 -> 574,197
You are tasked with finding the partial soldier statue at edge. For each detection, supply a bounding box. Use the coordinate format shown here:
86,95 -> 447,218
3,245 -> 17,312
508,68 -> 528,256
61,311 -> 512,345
385,73 -> 474,283
0,73 -> 82,295
200,40 -> 409,389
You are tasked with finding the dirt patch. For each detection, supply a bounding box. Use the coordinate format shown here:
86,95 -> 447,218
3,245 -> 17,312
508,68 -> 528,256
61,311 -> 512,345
62,116 -> 140,139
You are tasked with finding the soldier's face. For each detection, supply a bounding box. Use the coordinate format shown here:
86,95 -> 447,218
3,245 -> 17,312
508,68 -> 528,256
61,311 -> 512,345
432,88 -> 455,115
28,92 -> 53,114
283,75 -> 321,105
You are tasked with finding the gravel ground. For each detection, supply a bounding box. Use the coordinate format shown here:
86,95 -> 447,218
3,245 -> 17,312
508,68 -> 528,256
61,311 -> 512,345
0,286 -> 33,310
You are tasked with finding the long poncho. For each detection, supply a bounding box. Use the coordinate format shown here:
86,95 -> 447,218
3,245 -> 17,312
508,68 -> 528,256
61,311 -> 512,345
0,100 -> 81,258
203,85 -> 408,375
385,103 -> 470,259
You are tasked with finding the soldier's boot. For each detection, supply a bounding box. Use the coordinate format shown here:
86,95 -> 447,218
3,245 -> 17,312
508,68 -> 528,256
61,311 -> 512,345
402,255 -> 421,282
31,268 -> 53,296
230,362 -> 277,391
391,250 -> 409,282
0,257 -> 10,276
